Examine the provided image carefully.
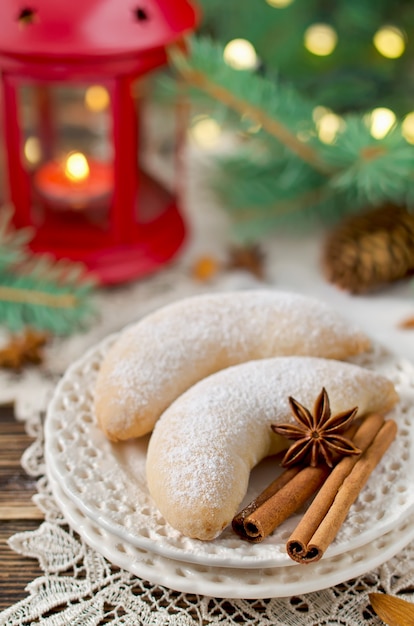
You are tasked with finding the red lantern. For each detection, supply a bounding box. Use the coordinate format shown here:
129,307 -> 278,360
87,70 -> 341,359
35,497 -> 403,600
0,0 -> 199,284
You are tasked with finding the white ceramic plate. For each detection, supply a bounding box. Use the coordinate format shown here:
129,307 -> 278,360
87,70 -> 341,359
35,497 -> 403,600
48,466 -> 414,599
44,333 -> 414,569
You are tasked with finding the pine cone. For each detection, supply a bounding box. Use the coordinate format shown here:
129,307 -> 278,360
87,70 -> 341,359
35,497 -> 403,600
322,205 -> 414,293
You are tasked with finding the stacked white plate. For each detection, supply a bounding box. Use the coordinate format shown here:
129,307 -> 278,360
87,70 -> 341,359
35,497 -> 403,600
44,334 -> 414,599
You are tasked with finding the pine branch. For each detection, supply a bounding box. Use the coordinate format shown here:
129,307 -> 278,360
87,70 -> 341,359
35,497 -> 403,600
0,269 -> 96,335
0,206 -> 33,270
0,208 -> 97,335
221,181 -> 344,242
211,147 -> 326,209
166,37 -> 414,239
325,117 -> 414,206
195,0 -> 414,114
0,285 -> 77,308
169,39 -> 332,174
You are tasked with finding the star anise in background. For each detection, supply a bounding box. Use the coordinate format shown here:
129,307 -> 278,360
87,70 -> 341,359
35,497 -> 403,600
0,327 -> 49,370
399,315 -> 414,329
226,244 -> 266,280
191,244 -> 266,283
271,388 -> 360,468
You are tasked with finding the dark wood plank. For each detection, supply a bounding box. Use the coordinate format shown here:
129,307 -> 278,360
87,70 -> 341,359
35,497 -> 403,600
0,406 -> 44,612
0,520 -> 43,609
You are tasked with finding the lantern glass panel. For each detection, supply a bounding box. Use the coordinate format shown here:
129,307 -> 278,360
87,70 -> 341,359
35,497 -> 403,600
0,104 -> 6,207
18,81 -> 114,233
135,81 -> 176,224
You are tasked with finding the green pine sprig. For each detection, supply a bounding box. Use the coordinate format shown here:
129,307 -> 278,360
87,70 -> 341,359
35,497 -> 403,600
194,0 -> 414,115
0,205 -> 33,271
325,117 -> 414,206
167,37 -> 414,241
169,38 -> 330,173
0,207 -> 98,335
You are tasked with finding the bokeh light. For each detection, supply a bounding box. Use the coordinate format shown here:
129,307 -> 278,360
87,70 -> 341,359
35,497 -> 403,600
402,112 -> 414,144
315,110 -> 344,144
85,85 -> 110,112
189,116 -> 222,148
369,108 -> 396,139
373,26 -> 406,59
24,136 -> 42,165
266,0 -> 294,7
304,23 -> 338,56
223,39 -> 259,70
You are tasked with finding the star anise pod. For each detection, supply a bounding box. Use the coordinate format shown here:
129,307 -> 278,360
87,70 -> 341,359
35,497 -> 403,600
399,315 -> 414,329
0,328 -> 49,370
271,388 -> 361,468
226,244 -> 266,280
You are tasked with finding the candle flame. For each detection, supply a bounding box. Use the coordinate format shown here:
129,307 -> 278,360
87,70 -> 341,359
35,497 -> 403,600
64,152 -> 90,182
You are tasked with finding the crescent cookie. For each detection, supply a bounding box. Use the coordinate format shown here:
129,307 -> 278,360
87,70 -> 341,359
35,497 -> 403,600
146,356 -> 398,541
94,290 -> 371,441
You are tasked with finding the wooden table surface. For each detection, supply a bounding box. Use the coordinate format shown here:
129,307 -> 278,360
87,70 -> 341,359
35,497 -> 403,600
0,405 -> 44,611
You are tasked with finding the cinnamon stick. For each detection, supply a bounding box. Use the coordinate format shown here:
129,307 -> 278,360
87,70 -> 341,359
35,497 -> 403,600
287,416 -> 397,563
286,413 -> 384,561
232,466 -> 301,540
232,423 -> 359,542
233,465 -> 330,542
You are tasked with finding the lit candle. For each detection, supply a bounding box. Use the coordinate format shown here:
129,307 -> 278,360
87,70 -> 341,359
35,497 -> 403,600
34,151 -> 113,209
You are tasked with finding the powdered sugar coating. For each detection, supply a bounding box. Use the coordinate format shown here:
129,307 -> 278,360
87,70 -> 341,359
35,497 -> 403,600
146,356 -> 398,540
94,290 -> 370,440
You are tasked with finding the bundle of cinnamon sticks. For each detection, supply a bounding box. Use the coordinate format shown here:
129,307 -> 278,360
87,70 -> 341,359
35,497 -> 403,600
232,414 -> 397,563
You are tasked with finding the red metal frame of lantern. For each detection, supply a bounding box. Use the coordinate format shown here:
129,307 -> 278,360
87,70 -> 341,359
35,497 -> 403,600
0,0 -> 199,284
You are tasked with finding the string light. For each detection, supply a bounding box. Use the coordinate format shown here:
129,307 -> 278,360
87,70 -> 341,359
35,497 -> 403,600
373,26 -> 406,59
189,116 -> 221,148
316,111 -> 344,144
304,23 -> 337,56
304,24 -> 337,56
312,106 -> 328,121
223,39 -> 259,70
369,108 -> 396,139
402,112 -> 414,144
24,136 -> 42,165
85,85 -> 110,112
266,0 -> 294,7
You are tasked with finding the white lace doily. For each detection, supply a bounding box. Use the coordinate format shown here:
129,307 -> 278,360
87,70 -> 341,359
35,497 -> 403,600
44,334 -> 414,570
